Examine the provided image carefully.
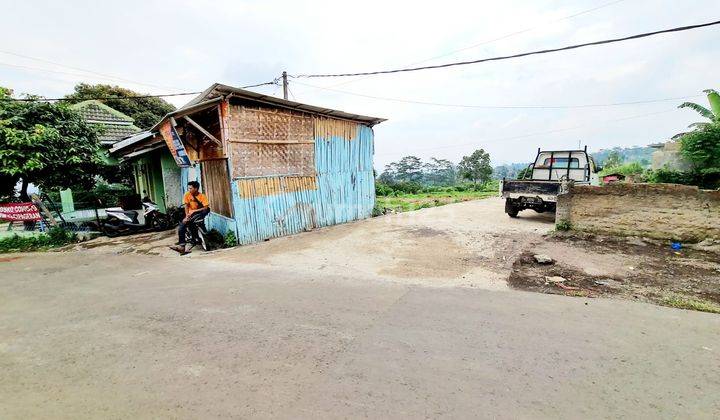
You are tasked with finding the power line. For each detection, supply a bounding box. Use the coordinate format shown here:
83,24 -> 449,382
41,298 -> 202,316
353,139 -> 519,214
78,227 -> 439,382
296,0 -> 630,92
293,20 -> 720,78
2,81 -> 278,102
292,0 -> 625,93
387,0 -> 630,71
291,80 -> 700,109
0,50 -> 184,91
376,109 -> 675,157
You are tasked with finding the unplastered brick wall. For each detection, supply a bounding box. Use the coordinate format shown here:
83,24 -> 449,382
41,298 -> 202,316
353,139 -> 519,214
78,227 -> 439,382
556,183 -> 720,242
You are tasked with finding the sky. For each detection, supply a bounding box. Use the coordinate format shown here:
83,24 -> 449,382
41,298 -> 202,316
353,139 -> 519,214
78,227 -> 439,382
2,0 -> 719,170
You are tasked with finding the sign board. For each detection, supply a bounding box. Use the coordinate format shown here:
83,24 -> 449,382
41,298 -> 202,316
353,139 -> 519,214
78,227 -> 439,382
0,202 -> 42,221
159,120 -> 192,167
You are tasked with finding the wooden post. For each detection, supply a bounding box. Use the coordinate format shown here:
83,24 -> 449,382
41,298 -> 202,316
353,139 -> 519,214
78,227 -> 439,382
30,193 -> 57,227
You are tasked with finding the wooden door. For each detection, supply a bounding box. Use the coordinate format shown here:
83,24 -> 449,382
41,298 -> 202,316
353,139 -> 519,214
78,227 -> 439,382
200,158 -> 233,218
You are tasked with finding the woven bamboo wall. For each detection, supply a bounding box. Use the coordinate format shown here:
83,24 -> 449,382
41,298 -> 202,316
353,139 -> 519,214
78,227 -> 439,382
228,105 -> 315,177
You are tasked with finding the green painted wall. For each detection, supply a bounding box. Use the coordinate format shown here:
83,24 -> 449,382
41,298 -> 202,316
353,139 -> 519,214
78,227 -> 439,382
132,153 -> 166,211
150,153 -> 166,212
160,150 -> 182,208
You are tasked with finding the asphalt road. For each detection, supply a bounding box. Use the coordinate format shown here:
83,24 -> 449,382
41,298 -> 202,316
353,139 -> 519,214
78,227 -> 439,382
1,200 -> 719,419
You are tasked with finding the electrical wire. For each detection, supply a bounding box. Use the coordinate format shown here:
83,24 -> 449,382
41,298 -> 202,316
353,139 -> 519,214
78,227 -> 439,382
293,20 -> 720,78
290,80 -> 700,110
375,109 -> 675,157
0,50 -> 184,91
318,0 -> 629,91
2,81 -> 278,102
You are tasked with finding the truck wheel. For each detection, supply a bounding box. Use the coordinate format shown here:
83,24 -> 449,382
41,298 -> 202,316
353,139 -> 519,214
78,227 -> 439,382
505,199 -> 519,218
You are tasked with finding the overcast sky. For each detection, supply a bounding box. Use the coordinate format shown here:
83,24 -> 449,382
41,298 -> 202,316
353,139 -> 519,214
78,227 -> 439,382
2,0 -> 719,169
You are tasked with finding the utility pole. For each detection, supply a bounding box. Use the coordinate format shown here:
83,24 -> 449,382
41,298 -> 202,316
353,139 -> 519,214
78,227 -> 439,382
282,71 -> 288,100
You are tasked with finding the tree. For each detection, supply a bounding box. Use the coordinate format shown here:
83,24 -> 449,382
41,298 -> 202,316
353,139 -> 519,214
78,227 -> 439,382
458,149 -> 493,184
678,89 -> 720,129
423,158 -> 456,185
393,156 -> 424,183
64,83 -> 175,129
603,150 -> 624,169
0,88 -> 102,200
516,166 -> 532,179
680,122 -> 720,171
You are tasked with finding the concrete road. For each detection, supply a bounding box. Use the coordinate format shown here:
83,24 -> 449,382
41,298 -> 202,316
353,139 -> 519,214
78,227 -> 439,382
2,199 -> 719,419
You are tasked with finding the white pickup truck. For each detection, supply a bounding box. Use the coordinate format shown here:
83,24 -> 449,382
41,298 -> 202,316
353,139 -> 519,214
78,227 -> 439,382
500,147 -> 601,217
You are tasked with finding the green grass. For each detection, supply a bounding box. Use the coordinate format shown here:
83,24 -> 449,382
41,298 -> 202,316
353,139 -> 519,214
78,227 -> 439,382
375,190 -> 496,213
661,294 -> 720,314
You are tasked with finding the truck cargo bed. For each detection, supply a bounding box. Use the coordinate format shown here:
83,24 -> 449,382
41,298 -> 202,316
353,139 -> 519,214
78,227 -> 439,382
501,180 -> 560,196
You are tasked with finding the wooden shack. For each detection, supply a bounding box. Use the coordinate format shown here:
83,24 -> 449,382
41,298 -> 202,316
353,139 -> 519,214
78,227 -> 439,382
110,83 -> 385,245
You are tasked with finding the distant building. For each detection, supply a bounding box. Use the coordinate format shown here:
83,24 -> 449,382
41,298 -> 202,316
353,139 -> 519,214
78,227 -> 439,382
648,140 -> 692,171
111,83 -> 385,244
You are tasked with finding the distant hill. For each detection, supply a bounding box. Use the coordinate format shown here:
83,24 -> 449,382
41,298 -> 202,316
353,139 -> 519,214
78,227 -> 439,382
493,145 -> 655,179
591,146 -> 654,167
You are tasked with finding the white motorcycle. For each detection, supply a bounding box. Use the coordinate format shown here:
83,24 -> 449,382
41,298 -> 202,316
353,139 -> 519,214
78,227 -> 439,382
99,199 -> 170,237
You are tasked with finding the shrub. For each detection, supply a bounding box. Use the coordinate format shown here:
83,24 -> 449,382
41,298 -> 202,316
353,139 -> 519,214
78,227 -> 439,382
204,229 -> 225,250
375,182 -> 394,197
224,230 -> 238,248
0,227 -> 76,253
646,169 -> 698,185
556,219 -> 572,231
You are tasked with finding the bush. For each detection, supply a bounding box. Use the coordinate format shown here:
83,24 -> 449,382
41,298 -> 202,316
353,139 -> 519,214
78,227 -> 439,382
205,229 -> 224,250
224,230 -> 237,248
646,169 -> 698,186
556,219 -> 572,231
0,227 -> 77,253
375,182 -> 394,196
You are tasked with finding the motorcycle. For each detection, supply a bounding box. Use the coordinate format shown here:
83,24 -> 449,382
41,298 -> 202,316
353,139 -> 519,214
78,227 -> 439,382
99,199 -> 170,237
183,209 -> 209,251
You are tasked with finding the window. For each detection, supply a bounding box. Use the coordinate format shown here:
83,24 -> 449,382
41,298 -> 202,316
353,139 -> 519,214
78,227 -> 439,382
539,157 -> 580,169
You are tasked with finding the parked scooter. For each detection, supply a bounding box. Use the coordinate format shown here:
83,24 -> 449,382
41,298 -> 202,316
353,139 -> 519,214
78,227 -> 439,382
99,198 -> 170,237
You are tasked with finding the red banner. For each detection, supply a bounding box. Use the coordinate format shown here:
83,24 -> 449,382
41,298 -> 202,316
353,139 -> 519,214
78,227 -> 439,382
0,202 -> 42,221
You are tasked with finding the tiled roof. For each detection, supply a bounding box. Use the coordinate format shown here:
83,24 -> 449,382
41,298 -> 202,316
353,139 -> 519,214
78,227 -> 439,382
70,100 -> 141,145
99,124 -> 143,144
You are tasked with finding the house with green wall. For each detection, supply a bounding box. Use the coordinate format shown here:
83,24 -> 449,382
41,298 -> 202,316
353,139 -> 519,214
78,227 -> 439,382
68,100 -> 184,212
110,132 -> 183,212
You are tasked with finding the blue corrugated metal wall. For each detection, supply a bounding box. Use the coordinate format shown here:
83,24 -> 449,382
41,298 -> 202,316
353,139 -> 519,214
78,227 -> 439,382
231,124 -> 375,245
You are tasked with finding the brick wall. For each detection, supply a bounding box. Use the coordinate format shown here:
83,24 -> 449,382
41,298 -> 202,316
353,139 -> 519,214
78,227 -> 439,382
556,183 -> 720,242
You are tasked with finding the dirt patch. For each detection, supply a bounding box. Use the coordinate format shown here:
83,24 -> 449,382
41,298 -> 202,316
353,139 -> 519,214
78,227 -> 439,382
509,234 -> 720,312
0,256 -> 23,262
61,230 -> 178,257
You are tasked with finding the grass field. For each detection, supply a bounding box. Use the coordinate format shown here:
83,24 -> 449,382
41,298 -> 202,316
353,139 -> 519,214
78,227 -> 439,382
376,190 -> 496,213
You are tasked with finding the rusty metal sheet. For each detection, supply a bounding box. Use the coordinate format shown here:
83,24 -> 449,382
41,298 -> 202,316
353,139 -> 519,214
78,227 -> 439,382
237,175 -> 318,199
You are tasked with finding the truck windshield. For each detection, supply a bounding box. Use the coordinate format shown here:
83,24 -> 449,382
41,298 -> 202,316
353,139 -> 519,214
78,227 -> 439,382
539,157 -> 580,168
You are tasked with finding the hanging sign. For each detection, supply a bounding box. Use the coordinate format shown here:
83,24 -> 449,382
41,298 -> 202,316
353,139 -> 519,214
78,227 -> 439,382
159,120 -> 192,167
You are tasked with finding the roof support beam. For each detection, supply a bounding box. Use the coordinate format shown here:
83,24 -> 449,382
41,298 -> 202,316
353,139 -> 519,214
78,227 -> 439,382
182,115 -> 221,146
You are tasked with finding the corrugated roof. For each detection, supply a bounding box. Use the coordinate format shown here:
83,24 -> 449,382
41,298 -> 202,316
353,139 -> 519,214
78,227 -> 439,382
179,83 -> 386,126
109,131 -> 155,154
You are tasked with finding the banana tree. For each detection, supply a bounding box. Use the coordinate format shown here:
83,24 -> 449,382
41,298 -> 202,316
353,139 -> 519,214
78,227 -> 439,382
679,89 -> 720,128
